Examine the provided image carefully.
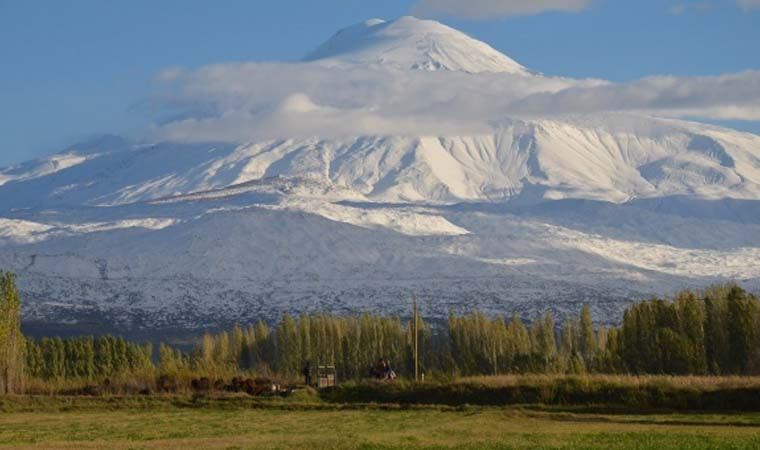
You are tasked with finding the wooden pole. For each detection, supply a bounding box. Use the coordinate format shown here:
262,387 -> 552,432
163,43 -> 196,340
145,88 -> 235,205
413,295 -> 419,382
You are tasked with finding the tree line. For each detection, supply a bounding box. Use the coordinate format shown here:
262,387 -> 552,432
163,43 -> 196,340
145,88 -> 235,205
24,335 -> 153,380
4,270 -> 760,392
173,284 -> 760,378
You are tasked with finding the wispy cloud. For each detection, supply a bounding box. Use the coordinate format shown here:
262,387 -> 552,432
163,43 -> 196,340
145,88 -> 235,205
672,1 -> 760,14
150,63 -> 582,141
511,71 -> 760,121
668,2 -> 712,16
410,0 -> 593,19
149,61 -> 760,144
737,0 -> 760,10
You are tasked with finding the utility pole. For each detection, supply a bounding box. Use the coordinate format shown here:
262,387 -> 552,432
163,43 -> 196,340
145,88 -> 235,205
413,295 -> 419,382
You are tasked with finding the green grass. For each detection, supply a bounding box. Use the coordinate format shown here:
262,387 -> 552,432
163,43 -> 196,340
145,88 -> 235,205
321,375 -> 760,412
1,395 -> 760,449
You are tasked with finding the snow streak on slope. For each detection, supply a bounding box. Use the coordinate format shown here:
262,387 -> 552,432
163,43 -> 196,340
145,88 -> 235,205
0,135 -> 131,188
0,154 -> 88,187
0,217 -> 176,245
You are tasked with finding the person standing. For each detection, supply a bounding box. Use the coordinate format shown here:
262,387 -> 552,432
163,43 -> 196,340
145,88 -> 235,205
302,361 -> 313,386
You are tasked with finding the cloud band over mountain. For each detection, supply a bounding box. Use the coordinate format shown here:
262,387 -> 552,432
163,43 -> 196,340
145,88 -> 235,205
410,0 -> 594,18
410,0 -> 760,19
151,62 -> 760,143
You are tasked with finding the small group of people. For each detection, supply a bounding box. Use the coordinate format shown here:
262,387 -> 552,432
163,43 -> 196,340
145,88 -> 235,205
370,358 -> 397,380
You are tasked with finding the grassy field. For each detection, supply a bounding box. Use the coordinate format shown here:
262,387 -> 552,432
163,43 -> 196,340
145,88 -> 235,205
1,395 -> 760,449
322,375 -> 760,412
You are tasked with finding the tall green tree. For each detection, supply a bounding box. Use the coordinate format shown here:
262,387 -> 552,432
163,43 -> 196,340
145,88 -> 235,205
0,272 -> 24,393
531,312 -> 557,371
579,305 -> 596,361
676,291 -> 707,374
94,336 -> 114,377
275,314 -> 301,376
726,286 -> 757,374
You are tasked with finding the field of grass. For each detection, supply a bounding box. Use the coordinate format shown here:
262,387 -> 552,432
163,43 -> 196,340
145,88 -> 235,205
322,375 -> 760,412
2,395 -> 760,449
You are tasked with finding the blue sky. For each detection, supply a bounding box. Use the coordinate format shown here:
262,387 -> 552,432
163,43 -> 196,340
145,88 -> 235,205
1,0 -> 759,167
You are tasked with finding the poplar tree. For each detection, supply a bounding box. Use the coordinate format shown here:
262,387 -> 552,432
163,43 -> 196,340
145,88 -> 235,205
275,314 -> 300,376
231,325 -> 245,367
215,331 -> 231,368
532,312 -> 557,371
45,337 -> 66,379
25,338 -> 43,378
0,272 -> 24,393
727,286 -> 757,374
254,320 -> 271,367
198,333 -> 215,372
159,343 -> 180,374
94,336 -> 113,376
579,305 -> 596,361
676,291 -> 706,374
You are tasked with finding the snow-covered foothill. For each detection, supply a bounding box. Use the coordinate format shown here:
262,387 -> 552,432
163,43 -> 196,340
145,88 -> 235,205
0,17 -> 759,331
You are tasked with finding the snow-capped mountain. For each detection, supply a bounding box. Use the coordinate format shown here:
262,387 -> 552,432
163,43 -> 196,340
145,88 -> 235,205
304,16 -> 529,74
1,17 -> 759,335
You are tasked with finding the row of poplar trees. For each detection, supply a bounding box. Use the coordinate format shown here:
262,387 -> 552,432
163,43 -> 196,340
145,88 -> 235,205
24,336 -> 153,380
157,308 -> 602,378
607,284 -> 760,375
5,269 -> 760,382
159,315 -> 428,379
163,285 -> 760,378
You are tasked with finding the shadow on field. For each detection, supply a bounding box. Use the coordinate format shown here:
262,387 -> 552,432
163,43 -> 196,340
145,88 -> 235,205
319,379 -> 760,415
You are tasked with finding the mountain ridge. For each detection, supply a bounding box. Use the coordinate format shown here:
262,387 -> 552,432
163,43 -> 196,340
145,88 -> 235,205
0,17 -> 759,333
2,114 -> 759,212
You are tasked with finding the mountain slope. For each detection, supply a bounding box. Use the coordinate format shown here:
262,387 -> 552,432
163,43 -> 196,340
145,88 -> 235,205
2,115 -> 759,212
1,17 -> 759,334
4,189 -> 760,331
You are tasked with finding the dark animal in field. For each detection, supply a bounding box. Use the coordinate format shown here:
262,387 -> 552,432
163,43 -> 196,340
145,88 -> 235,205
157,375 -> 178,392
191,377 -> 211,391
189,376 -> 284,396
227,377 -> 257,394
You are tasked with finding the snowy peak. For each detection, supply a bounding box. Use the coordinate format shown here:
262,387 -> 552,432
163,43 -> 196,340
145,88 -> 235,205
304,16 -> 529,74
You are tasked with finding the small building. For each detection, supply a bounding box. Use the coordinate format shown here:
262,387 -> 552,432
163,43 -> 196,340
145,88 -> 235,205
317,365 -> 336,388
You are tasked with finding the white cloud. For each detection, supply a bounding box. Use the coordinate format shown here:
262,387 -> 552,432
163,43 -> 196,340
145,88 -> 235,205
668,2 -> 712,15
149,62 -> 584,141
511,71 -> 760,121
149,61 -> 760,143
155,67 -> 186,82
737,0 -> 760,10
669,3 -> 688,15
669,1 -> 760,15
410,0 -> 593,19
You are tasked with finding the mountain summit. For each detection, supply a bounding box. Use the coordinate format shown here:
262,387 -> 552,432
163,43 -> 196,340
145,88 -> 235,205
304,16 -> 529,74
1,17 -> 759,334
